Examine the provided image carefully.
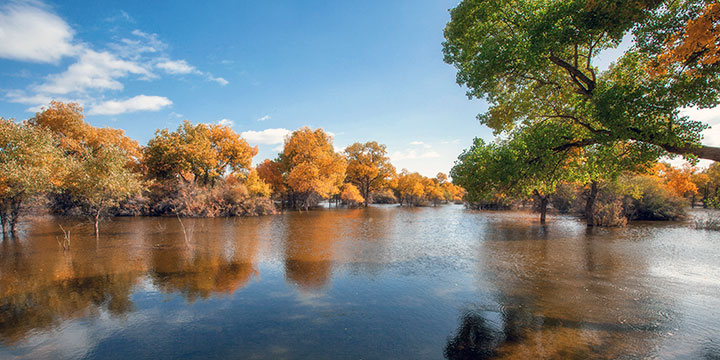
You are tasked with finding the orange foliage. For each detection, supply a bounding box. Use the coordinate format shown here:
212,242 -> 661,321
340,183 -> 364,206
30,101 -> 141,159
651,3 -> 720,76
282,127 -> 346,198
256,159 -> 285,195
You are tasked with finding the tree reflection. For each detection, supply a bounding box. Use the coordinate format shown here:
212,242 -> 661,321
148,218 -> 260,300
283,211 -> 340,291
0,220 -> 143,345
444,309 -> 500,359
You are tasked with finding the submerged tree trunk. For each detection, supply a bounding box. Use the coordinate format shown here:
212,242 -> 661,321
8,198 -> 21,235
534,190 -> 548,224
94,208 -> 101,239
584,180 -> 598,226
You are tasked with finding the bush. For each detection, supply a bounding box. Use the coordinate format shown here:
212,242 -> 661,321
625,176 -> 686,221
371,189 -> 397,204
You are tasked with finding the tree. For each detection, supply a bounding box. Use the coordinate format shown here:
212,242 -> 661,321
344,141 -> 395,207
30,101 -> 141,160
452,122 -> 585,223
443,0 -> 720,161
280,127 -> 346,210
65,146 -> 144,237
650,3 -> 720,77
144,120 -> 257,184
340,183 -> 364,207
0,119 -> 66,235
256,159 -> 286,197
243,169 -> 272,198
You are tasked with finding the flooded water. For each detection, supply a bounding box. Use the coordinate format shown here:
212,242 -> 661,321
0,205 -> 719,359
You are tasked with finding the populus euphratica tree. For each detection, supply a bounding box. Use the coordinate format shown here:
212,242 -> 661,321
144,120 -> 257,185
0,119 -> 67,235
443,0 -> 720,161
280,127 -> 346,210
344,141 -> 395,207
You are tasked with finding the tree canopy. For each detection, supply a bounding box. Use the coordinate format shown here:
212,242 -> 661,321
344,141 -> 395,207
443,0 -> 720,161
144,120 -> 257,184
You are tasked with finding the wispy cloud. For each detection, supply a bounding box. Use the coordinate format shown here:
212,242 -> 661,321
156,59 -> 198,74
207,75 -> 229,86
0,1 -> 80,63
218,118 -> 233,127
390,149 -> 440,162
241,128 -> 291,145
35,49 -> 151,95
257,114 -> 271,122
409,140 -> 432,149
88,95 -> 172,115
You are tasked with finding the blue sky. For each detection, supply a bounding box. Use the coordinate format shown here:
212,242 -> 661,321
0,0 -> 490,176
1,0 -> 717,174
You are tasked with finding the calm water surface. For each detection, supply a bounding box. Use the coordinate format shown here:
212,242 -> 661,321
0,205 -> 719,359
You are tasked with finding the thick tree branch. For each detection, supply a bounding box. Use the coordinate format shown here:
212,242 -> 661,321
548,53 -> 596,95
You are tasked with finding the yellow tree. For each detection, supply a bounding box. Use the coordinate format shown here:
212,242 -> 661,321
344,141 -> 395,207
256,159 -> 286,196
340,183 -> 364,208
281,127 -> 346,210
0,119 -> 67,235
395,170 -> 426,206
29,101 -> 141,160
243,169 -> 272,198
144,120 -> 257,185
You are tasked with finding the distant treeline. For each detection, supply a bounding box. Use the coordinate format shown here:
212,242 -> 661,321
0,101 -> 465,236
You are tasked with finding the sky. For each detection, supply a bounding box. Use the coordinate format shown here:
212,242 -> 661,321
0,0 -> 718,174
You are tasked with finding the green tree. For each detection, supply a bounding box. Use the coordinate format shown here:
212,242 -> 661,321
344,141 -> 395,207
65,146 -> 144,237
0,119 -> 66,235
452,122 -> 584,223
443,0 -> 720,161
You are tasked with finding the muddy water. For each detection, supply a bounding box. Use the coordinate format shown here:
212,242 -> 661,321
0,205 -> 718,359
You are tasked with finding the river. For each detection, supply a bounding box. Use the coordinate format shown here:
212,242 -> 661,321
0,205 -> 718,359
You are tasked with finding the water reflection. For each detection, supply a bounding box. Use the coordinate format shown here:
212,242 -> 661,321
283,211 -> 341,291
0,207 -> 718,359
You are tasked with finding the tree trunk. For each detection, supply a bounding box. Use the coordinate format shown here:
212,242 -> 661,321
94,209 -> 101,239
539,197 -> 548,224
584,180 -> 598,226
9,198 -> 21,235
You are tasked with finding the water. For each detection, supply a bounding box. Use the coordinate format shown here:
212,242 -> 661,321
0,205 -> 718,359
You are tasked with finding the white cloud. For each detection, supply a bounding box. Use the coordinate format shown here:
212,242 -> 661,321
36,49 -> 151,95
0,1 -> 79,63
218,118 -> 233,127
682,106 -> 720,147
88,95 -> 172,115
257,115 -> 271,122
169,112 -> 183,118
156,59 -> 197,74
390,149 -> 440,162
241,128 -> 291,145
208,75 -> 229,86
409,140 -> 432,149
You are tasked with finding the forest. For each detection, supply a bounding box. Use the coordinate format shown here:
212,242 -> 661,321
0,101 -> 465,237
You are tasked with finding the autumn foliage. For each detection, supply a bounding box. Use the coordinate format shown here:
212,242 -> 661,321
0,101 -> 467,236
